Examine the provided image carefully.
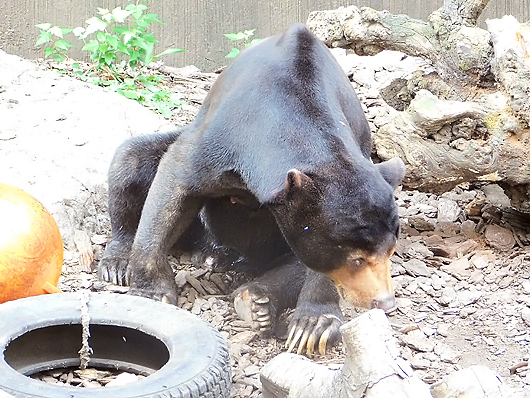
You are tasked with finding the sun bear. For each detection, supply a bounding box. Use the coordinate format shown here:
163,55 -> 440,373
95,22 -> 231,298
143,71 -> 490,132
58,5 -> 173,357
99,23 -> 405,356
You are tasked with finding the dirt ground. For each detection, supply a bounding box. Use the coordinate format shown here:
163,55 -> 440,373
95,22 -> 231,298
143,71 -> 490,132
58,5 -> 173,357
1,47 -> 530,396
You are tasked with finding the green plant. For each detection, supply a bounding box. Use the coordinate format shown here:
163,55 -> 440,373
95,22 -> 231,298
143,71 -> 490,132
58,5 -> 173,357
223,29 -> 261,58
35,2 -> 185,117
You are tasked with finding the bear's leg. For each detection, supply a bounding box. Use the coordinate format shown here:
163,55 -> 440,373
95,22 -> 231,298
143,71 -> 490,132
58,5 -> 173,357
286,270 -> 343,356
99,132 -> 179,285
126,137 -> 207,304
233,254 -> 305,335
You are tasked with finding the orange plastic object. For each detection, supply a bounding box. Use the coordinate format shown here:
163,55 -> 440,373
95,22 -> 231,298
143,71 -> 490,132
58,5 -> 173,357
0,184 -> 64,303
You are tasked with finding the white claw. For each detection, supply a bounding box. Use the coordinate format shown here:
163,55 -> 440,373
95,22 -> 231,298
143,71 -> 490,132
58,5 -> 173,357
297,330 -> 311,355
285,325 -> 296,349
287,328 -> 304,353
306,333 -> 317,357
318,326 -> 333,356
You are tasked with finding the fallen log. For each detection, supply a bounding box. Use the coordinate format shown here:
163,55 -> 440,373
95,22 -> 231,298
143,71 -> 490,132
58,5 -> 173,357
260,309 -> 432,398
307,2 -> 530,202
261,309 -> 526,398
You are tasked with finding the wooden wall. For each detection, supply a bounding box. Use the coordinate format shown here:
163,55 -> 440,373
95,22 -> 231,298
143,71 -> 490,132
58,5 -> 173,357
1,0 -> 528,71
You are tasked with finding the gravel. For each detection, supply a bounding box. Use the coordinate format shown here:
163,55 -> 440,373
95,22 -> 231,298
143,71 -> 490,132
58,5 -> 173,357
2,47 -> 530,396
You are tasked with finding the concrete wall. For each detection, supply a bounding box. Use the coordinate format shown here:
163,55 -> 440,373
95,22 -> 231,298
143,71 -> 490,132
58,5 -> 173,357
1,0 -> 528,71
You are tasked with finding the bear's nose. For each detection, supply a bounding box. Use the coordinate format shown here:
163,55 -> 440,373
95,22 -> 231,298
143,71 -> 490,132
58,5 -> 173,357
371,294 -> 396,312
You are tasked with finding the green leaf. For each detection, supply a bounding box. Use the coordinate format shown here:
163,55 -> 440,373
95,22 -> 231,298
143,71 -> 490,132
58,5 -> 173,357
49,26 -> 65,38
52,53 -> 66,63
97,7 -> 110,16
136,18 -> 151,29
129,4 -> 148,20
223,33 -> 243,41
61,28 -> 73,36
225,48 -> 240,58
223,30 -> 255,41
35,31 -> 53,47
117,41 -> 129,53
141,33 -> 158,43
104,52 -> 115,65
84,17 -> 107,37
154,48 -> 185,59
54,39 -> 74,51
44,47 -> 56,58
35,23 -> 52,30
72,62 -> 80,69
112,26 -> 129,35
120,89 -> 140,99
111,7 -> 134,23
141,13 -> 163,24
123,31 -> 135,44
72,26 -> 85,37
144,41 -> 155,64
82,39 -> 99,52
246,38 -> 262,47
97,31 -> 106,42
106,35 -> 119,49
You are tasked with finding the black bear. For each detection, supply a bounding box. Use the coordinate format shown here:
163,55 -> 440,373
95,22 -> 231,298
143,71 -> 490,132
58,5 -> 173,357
98,24 -> 405,356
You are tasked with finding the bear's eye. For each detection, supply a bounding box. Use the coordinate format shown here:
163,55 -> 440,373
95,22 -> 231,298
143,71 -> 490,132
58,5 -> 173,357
347,256 -> 364,269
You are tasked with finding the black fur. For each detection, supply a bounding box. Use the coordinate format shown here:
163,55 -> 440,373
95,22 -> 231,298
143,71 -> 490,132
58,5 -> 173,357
99,24 -> 405,351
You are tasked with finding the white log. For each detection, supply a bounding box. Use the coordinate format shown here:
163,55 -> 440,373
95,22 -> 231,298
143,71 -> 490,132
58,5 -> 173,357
486,16 -> 530,122
307,0 -> 493,84
261,309 -> 432,398
430,365 -> 525,398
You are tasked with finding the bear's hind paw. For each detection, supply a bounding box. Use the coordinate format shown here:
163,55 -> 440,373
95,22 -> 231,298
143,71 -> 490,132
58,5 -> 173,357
233,285 -> 275,334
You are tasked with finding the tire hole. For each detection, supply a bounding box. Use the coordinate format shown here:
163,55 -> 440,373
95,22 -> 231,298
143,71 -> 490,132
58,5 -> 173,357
4,324 -> 169,378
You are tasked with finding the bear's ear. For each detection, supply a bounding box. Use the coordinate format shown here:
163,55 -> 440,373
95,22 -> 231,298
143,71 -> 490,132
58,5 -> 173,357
269,169 -> 315,204
375,157 -> 406,189
286,168 -> 313,191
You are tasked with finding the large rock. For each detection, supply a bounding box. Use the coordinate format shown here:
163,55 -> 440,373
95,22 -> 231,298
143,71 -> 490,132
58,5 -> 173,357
0,50 -> 174,248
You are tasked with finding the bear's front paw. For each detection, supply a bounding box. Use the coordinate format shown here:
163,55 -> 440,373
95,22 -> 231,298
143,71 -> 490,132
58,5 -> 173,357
128,267 -> 178,305
285,304 -> 343,356
233,282 -> 276,334
98,240 -> 131,286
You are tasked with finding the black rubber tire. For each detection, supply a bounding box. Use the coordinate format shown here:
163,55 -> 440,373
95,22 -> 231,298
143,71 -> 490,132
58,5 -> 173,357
0,292 -> 231,397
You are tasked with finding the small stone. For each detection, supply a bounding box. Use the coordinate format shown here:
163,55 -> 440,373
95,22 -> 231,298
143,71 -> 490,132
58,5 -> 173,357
439,286 -> 457,306
174,270 -> 189,288
396,297 -> 413,308
40,375 -> 59,384
434,342 -> 461,363
441,257 -> 472,278
522,307 -> 530,327
410,355 -> 431,369
522,280 -> 530,294
470,251 -> 495,269
459,306 -> 477,317
409,215 -> 436,231
456,289 -> 482,306
405,242 -> 434,259
484,224 -> 515,251
243,365 -> 260,377
437,198 -> 461,222
231,331 -> 257,345
401,330 -> 435,352
437,323 -> 450,337
481,184 -> 511,207
403,259 -> 433,277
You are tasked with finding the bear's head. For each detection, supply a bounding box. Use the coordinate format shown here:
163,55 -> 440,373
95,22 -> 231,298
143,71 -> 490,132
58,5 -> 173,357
269,157 -> 405,311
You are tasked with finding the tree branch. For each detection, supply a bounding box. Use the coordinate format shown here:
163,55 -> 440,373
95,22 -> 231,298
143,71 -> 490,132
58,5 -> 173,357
307,3 -> 493,84
440,0 -> 493,27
